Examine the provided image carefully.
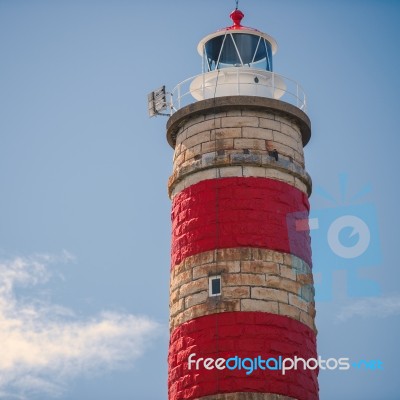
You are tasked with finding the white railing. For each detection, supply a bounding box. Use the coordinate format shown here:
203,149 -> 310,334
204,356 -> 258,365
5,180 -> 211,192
170,68 -> 307,114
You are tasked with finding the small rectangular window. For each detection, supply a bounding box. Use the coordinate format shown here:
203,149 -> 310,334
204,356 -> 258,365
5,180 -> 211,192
209,275 -> 221,297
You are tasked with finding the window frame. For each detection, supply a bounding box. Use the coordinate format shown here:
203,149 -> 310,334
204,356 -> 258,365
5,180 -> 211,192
208,275 -> 222,297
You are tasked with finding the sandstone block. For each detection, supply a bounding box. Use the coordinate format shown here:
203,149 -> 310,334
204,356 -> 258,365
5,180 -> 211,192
173,152 -> 185,170
170,288 -> 180,305
185,290 -> 208,308
170,298 -> 184,317
189,251 -> 215,267
211,127 -> 242,140
241,261 -> 279,275
288,293 -> 309,312
234,138 -> 266,151
280,121 -> 302,141
186,118 -> 220,138
175,129 -> 187,146
218,248 -> 251,261
170,180 -> 185,198
221,116 -> 259,128
257,250 -> 283,264
265,168 -> 295,185
183,131 -> 211,149
170,270 -> 192,291
266,141 -> 295,159
266,276 -> 301,295
182,303 -> 209,322
251,287 -> 289,303
184,169 -> 217,188
242,126 -> 274,140
273,131 -> 299,150
192,264 -> 213,280
217,260 -> 241,273
273,114 -> 292,125
278,303 -> 301,322
183,144 -> 202,161
173,143 -> 182,159
179,277 -> 208,297
219,166 -> 243,178
243,166 -> 266,178
241,299 -> 279,313
223,286 -> 250,299
224,273 -> 266,287
259,118 -> 281,131
216,138 -> 235,151
280,265 -> 297,281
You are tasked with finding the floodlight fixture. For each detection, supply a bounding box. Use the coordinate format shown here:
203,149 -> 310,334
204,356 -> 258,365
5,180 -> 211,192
148,85 -> 170,117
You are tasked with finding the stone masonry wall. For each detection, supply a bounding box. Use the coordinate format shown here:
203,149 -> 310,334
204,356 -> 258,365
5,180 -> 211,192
168,109 -> 311,199
169,248 -> 316,332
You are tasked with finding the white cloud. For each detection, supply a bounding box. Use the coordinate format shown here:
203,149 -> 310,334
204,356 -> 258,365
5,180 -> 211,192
337,295 -> 400,322
0,253 -> 160,399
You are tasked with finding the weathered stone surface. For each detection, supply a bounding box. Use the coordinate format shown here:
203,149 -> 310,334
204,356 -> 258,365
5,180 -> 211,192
259,118 -> 281,131
234,138 -> 266,151
182,131 -> 211,149
186,117 -> 220,138
221,116 -> 259,128
211,127 -> 242,140
242,166 -> 266,178
185,290 -> 208,309
169,107 -> 312,196
224,273 -> 266,287
169,163 -> 311,198
167,96 -> 311,148
242,126 -> 274,140
251,287 -> 289,303
169,248 -> 315,332
223,286 -> 251,299
241,299 -> 279,313
219,166 -> 243,178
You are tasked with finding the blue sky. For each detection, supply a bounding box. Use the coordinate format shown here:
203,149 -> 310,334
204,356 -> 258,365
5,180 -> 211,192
0,1 -> 399,399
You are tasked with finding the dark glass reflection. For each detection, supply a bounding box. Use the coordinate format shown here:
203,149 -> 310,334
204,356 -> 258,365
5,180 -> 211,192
211,278 -> 221,295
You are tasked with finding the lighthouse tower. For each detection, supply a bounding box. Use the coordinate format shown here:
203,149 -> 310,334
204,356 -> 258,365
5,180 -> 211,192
165,7 -> 318,400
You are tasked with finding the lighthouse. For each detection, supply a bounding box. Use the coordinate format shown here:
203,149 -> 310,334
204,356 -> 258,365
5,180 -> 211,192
153,6 -> 318,400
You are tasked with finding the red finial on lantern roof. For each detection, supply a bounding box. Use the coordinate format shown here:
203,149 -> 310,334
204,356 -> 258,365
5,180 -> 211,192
230,9 -> 244,28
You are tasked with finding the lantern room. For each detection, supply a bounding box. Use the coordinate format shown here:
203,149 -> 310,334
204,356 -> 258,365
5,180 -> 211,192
190,9 -> 286,101
199,9 -> 276,72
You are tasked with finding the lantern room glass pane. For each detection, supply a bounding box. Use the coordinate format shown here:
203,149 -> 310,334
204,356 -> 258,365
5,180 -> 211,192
205,33 -> 272,71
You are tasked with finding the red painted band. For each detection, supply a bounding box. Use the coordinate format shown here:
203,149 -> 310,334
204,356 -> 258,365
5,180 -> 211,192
168,312 -> 318,400
171,177 -> 311,267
